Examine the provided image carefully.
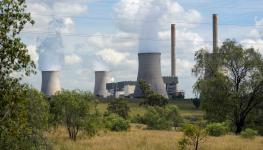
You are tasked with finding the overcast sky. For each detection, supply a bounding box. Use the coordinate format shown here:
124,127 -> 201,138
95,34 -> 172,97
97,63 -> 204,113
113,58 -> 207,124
22,0 -> 263,98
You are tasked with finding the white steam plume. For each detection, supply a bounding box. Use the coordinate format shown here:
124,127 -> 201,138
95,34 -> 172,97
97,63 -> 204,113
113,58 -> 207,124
138,0 -> 168,53
37,18 -> 65,71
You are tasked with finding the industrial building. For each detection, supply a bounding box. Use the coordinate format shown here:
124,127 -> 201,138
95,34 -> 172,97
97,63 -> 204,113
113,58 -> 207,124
105,23 -> 185,99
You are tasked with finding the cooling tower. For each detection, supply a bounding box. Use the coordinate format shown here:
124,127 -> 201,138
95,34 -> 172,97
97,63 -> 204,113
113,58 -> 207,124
94,71 -> 109,98
41,71 -> 61,96
134,53 -> 168,98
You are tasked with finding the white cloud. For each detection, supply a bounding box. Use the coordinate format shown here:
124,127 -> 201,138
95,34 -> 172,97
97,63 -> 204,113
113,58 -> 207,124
114,0 -> 202,32
241,17 -> 263,54
87,32 -> 138,52
65,54 -> 82,65
96,48 -> 129,65
53,2 -> 88,16
27,45 -> 39,63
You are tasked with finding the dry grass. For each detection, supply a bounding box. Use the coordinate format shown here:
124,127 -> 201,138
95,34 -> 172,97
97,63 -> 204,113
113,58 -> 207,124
48,125 -> 263,150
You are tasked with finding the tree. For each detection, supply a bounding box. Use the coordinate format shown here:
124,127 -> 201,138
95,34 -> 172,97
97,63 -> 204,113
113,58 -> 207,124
0,1 -> 50,149
139,80 -> 168,107
0,86 -> 50,149
178,123 -> 207,150
0,0 -> 35,87
193,39 -> 263,134
51,90 -> 100,141
107,98 -> 130,119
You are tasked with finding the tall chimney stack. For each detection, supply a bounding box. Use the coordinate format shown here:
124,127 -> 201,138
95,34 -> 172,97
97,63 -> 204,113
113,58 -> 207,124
213,14 -> 218,53
41,71 -> 61,96
171,24 -> 176,77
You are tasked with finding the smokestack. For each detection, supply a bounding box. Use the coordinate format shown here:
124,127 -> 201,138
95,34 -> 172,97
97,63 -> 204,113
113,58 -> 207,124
134,53 -> 168,98
171,24 -> 176,77
94,71 -> 109,98
41,71 -> 61,96
213,14 -> 218,53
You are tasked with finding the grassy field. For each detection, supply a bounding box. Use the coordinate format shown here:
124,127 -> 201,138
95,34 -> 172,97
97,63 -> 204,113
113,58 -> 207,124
97,99 -> 204,122
48,125 -> 263,150
48,100 -> 263,150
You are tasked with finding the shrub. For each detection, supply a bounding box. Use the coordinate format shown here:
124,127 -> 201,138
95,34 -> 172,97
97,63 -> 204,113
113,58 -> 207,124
104,114 -> 130,131
165,105 -> 184,127
143,107 -> 172,130
51,90 -> 100,140
139,80 -> 168,107
143,105 -> 183,130
241,128 -> 258,139
178,123 -> 207,150
206,122 -> 228,136
192,98 -> 200,109
107,99 -> 130,119
0,86 -> 50,150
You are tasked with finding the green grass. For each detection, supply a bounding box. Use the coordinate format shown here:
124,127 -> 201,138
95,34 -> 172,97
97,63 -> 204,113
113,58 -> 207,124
97,99 -> 204,122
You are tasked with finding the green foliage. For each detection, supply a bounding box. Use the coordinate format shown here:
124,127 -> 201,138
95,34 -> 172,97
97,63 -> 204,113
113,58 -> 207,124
0,86 -> 50,150
143,105 -> 183,130
104,114 -> 130,131
107,99 -> 130,119
51,90 -> 100,140
206,122 -> 228,137
139,80 -> 168,107
0,0 -> 35,84
0,1 -> 47,149
240,128 -> 258,139
192,98 -> 200,109
193,39 -> 263,134
179,123 -> 207,150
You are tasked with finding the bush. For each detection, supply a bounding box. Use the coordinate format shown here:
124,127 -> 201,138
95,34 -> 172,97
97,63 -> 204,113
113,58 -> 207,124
107,99 -> 130,119
206,122 -> 228,136
104,114 -> 130,131
0,86 -> 50,150
178,123 -> 207,150
241,128 -> 258,139
143,105 -> 183,130
51,90 -> 100,140
192,98 -> 200,109
139,80 -> 168,107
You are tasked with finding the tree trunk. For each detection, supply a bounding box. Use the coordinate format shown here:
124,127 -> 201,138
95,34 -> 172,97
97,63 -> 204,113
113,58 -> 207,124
195,138 -> 199,150
235,119 -> 245,134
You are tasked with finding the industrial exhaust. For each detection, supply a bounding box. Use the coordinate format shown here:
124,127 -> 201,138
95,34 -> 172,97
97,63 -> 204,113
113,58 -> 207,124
41,71 -> 61,96
134,53 -> 168,98
94,71 -> 110,98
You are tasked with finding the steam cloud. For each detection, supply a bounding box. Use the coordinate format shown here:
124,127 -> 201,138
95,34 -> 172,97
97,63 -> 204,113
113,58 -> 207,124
138,0 -> 168,53
38,18 -> 65,71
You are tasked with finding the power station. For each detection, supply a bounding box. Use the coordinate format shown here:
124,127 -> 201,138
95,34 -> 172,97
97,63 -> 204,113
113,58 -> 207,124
41,71 -> 61,96
39,14 -> 219,100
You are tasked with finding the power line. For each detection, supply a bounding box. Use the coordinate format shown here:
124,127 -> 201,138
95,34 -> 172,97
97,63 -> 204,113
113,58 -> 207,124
29,13 -> 263,27
20,31 -> 263,46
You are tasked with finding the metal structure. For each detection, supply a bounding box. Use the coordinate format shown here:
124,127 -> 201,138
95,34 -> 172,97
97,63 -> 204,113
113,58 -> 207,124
94,71 -> 109,98
134,53 -> 168,98
213,14 -> 218,53
41,71 -> 61,96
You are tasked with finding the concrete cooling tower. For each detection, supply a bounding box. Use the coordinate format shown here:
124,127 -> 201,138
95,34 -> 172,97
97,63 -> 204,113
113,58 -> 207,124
94,71 -> 109,98
41,71 -> 61,96
134,53 -> 168,98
